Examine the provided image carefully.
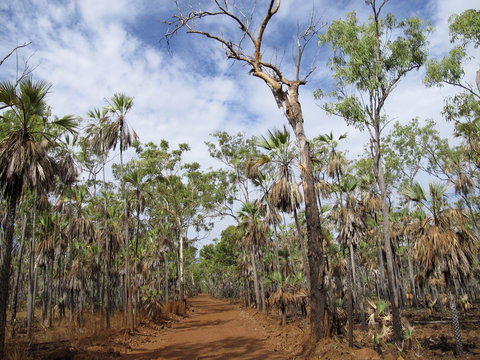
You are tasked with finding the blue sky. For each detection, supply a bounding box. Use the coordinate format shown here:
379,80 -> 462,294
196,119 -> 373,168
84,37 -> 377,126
1,0 -> 479,242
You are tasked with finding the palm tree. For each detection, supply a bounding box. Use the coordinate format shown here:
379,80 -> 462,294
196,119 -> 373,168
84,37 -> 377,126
247,126 -> 307,282
403,182 -> 477,355
104,93 -> 138,329
85,106 -> 114,327
0,77 -> 77,358
124,165 -> 146,326
267,271 -> 295,326
238,201 -> 269,312
315,131 -> 348,183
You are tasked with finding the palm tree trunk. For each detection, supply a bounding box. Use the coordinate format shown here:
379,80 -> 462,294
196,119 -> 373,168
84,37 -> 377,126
41,266 -> 47,324
0,189 -> 20,359
133,189 -> 140,327
250,249 -> 260,309
272,223 -> 281,273
10,212 -> 27,336
351,243 -> 365,327
102,160 -> 111,328
406,237 -> 418,307
48,259 -> 54,327
257,251 -> 266,313
119,147 -> 133,330
27,192 -> 38,336
346,245 -> 354,348
448,286 -> 464,355
293,208 -> 310,285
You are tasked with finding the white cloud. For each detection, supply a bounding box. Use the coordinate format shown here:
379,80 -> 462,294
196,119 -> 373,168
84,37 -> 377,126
1,0 -> 479,245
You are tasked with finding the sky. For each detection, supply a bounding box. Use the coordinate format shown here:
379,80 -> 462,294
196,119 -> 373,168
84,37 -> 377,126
1,0 -> 479,244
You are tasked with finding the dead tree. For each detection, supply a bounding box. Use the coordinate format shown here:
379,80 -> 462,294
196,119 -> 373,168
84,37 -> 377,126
163,0 -> 328,341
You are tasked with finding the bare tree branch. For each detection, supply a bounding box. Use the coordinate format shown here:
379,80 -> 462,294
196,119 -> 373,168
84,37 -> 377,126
162,0 -> 329,341
0,42 -> 32,68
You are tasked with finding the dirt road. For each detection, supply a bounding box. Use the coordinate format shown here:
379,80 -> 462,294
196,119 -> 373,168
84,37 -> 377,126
120,294 -> 291,360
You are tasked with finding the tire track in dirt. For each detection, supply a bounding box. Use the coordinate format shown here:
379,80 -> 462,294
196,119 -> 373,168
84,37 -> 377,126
120,294 -> 291,359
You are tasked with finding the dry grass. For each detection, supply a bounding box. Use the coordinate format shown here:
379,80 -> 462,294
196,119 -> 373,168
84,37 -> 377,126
4,301 -> 187,359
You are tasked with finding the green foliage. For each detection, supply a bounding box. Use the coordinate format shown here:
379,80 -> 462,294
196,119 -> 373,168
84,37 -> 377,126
449,9 -> 480,47
376,299 -> 389,315
317,9 -> 431,128
197,225 -> 241,297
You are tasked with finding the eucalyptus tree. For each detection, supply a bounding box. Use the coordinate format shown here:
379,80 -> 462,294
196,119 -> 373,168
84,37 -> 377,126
382,119 -> 444,306
138,141 -> 224,302
0,77 -> 77,358
165,1 -> 329,340
316,0 -> 432,341
425,9 -> 479,131
425,9 -> 480,239
402,182 -> 477,355
206,131 -> 258,220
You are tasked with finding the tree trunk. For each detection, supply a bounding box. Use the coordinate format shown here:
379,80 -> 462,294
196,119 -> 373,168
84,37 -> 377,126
351,244 -> 365,326
42,266 -> 47,324
177,221 -> 185,303
27,192 -> 38,336
288,91 -> 326,341
251,249 -> 261,310
346,245 -> 354,348
10,212 -> 27,336
133,190 -> 140,327
164,251 -> 169,303
0,189 -> 20,359
448,286 -> 464,355
258,251 -> 266,313
293,208 -> 310,285
376,156 -> 403,343
120,147 -> 133,330
406,237 -> 418,307
375,222 -> 388,300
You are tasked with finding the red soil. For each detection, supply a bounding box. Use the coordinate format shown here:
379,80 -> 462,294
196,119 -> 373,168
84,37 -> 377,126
120,294 -> 291,359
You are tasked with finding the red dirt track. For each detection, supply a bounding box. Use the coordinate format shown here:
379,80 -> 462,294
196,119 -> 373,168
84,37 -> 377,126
120,294 -> 291,359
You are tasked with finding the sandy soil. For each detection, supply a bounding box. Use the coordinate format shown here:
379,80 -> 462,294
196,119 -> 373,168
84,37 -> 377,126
119,294 -> 291,360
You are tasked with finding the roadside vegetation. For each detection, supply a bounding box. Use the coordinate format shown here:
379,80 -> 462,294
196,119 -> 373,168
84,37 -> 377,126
0,2 -> 479,359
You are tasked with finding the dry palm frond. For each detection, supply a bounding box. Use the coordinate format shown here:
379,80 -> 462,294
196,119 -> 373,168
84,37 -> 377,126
415,209 -> 477,287
326,152 -> 347,180
35,236 -> 53,267
143,296 -> 163,320
269,286 -> 295,308
68,259 -> 87,292
245,158 -> 260,179
316,179 -> 332,198
267,177 -> 303,214
360,191 -> 382,213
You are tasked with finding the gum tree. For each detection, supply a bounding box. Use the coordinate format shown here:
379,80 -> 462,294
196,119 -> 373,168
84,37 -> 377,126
316,0 -> 431,342
164,0 -> 328,341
